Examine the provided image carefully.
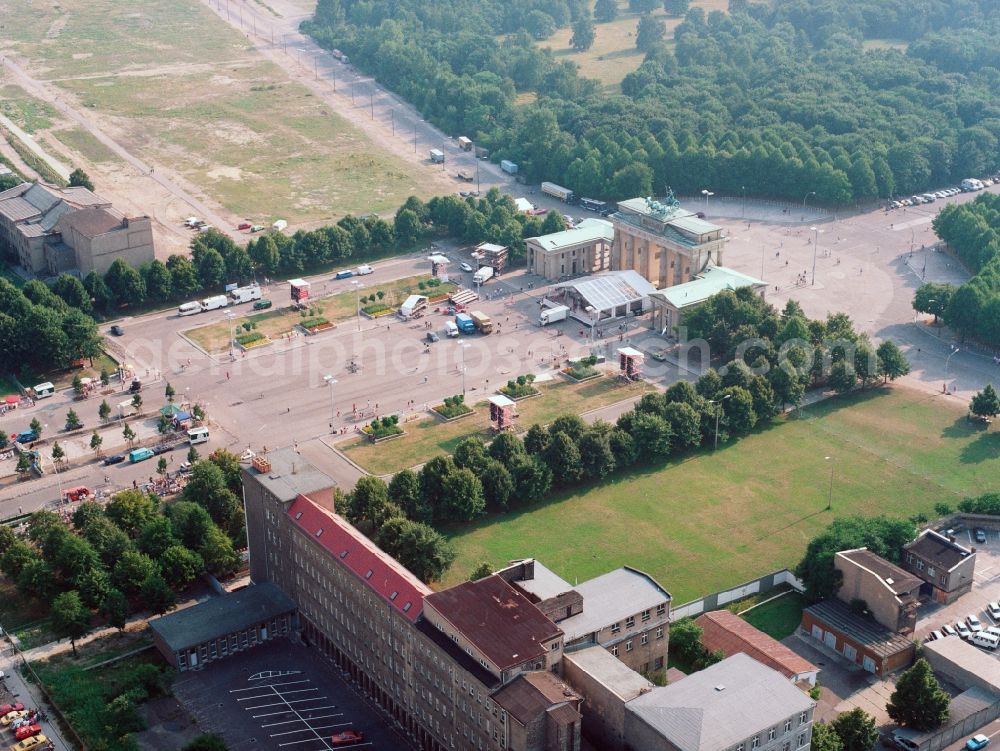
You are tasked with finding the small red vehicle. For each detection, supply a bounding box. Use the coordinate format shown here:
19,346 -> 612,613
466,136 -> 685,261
63,486 -> 92,503
0,704 -> 23,715
236,222 -> 252,231
330,729 -> 364,746
14,723 -> 42,741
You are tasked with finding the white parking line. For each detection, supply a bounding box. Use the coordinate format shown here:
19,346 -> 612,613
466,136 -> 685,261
252,705 -> 337,719
238,689 -> 319,702
231,680 -> 311,692
262,713 -> 343,728
269,721 -> 350,737
246,697 -> 328,710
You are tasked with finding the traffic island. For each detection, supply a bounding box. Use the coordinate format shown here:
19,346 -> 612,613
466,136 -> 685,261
298,317 -> 335,335
432,395 -> 474,421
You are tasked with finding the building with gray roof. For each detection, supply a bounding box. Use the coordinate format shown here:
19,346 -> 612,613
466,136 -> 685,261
526,217 -> 614,280
611,195 -> 726,290
552,269 -> 657,324
625,653 -> 815,751
649,264 -> 766,336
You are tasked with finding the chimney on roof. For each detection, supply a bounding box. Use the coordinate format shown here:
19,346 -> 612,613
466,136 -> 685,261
714,685 -> 726,692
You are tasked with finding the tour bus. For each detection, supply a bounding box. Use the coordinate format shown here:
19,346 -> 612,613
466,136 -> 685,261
187,426 -> 210,445
177,301 -> 201,316
33,382 -> 55,398
579,197 -> 608,213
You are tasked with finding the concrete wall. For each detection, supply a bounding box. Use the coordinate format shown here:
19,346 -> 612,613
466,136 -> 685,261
75,217 -> 155,276
670,569 -> 802,621
563,654 -> 648,751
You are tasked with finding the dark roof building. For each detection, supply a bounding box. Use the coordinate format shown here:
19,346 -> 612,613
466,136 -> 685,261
902,530 -> 976,604
835,548 -> 921,634
802,598 -> 915,676
424,575 -> 564,682
149,583 -> 295,671
696,610 -> 819,685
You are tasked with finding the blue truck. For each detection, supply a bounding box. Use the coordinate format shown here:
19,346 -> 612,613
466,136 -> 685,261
455,313 -> 475,334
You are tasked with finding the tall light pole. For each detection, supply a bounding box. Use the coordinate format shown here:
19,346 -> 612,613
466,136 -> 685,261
323,375 -> 337,429
352,281 -> 363,332
810,226 -> 823,285
802,190 -> 816,218
710,394 -> 731,450
701,189 -> 713,214
741,185 -> 746,219
825,455 -> 834,511
458,341 -> 470,397
225,311 -> 236,361
944,345 -> 960,393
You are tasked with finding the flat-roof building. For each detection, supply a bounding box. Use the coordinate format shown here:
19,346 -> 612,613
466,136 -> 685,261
649,264 -> 766,336
610,195 -> 726,290
902,529 -> 976,604
835,548 -> 921,634
551,269 -> 657,324
801,598 -> 915,676
525,218 -> 614,281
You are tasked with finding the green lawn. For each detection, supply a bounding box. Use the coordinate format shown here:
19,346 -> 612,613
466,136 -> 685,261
741,591 -> 807,640
343,376 -> 653,475
441,387 -> 1000,599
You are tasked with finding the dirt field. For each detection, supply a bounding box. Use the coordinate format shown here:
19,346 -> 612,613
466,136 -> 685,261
539,0 -> 730,90
0,0 -> 445,257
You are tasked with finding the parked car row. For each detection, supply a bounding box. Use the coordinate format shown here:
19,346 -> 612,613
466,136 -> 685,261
927,604 -> 1000,649
0,705 -> 48,749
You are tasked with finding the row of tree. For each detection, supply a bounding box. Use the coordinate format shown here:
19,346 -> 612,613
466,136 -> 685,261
916,194 -> 1000,346
306,0 -> 1000,204
0,451 -> 244,653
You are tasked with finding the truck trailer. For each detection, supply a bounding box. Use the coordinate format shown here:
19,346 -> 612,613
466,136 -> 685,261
470,311 -> 493,334
429,149 -> 445,164
400,294 -> 429,319
500,160 -> 518,175
473,266 -> 494,285
230,284 -> 262,304
457,136 -> 473,151
541,182 -> 576,203
455,313 -> 475,334
539,305 -> 570,325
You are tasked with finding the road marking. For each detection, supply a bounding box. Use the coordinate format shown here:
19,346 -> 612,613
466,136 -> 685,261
251,706 -> 336,718
249,670 -> 302,681
238,689 -> 319,702
246,697 -> 328,709
262,713 -> 342,728
232,679 -> 310,692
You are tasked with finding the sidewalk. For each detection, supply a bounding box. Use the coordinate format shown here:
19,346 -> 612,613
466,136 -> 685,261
0,642 -> 73,750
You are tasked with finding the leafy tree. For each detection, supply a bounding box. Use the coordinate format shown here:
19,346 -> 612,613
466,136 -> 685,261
0,540 -> 39,579
112,550 -> 158,595
540,212 -> 567,235
524,423 -> 551,455
636,15 -> 665,51
193,246 -> 226,288
140,571 -> 176,615
99,399 -> 111,422
549,415 -> 587,444
105,258 -> 146,306
51,590 -> 92,656
69,168 -> 94,190
375,518 -> 456,583
167,255 -> 200,297
630,0 -> 659,11
199,525 -> 240,577
811,723 -> 845,751
84,271 -> 114,312
56,534 -> 100,583
876,341 -> 910,383
51,440 -> 65,464
420,456 -> 455,519
165,382 -> 176,402
543,432 -> 583,486
796,516 -> 917,601
142,260 -> 173,302
138,516 -> 178,558
183,461 -> 240,529
595,0 -> 618,21
453,437 -> 489,474
106,490 -> 158,537
480,459 -> 515,511
913,283 -> 952,323
132,392 -> 142,410
668,618 -> 721,671
887,659 -> 950,731
30,417 -> 42,438
509,454 -> 553,504
346,475 -> 391,531
578,426 -> 617,481
970,384 -> 1000,420
183,736 -> 230,751
187,446 -> 200,465
122,422 -> 136,447
831,708 -> 880,751
489,432 -> 526,465
828,360 -> 857,393
82,516 -> 133,570
159,545 -> 204,588
157,457 -> 168,475
18,558 -> 56,601
388,469 -> 429,523
469,561 -> 494,581
525,9 -> 557,39
570,18 -> 596,50
394,209 -> 424,246
90,431 -> 103,454
101,588 -> 129,631
440,468 -> 485,521
16,452 -> 33,477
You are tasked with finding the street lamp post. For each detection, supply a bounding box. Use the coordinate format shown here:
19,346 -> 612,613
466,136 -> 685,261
458,341 -> 470,397
944,345 -> 960,393
323,375 -> 337,429
825,455 -> 834,511
802,190 -> 816,218
701,189 -> 714,214
810,226 -> 822,285
710,394 -> 731,450
225,311 -> 236,361
352,281 -> 363,332
741,185 -> 746,219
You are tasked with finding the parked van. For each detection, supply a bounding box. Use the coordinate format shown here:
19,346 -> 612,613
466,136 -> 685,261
187,426 -> 210,445
444,321 -> 459,338
33,382 -> 55,399
178,302 -> 201,316
128,447 -> 154,463
971,631 -> 1000,650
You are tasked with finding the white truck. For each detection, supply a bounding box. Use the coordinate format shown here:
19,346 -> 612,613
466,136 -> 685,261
399,294 -> 429,319
429,149 -> 445,164
539,305 -> 570,325
541,181 -> 575,203
230,284 -> 262,304
200,295 -> 229,312
501,160 -> 518,175
473,266 -> 494,285
178,301 -> 202,316
356,264 -> 374,276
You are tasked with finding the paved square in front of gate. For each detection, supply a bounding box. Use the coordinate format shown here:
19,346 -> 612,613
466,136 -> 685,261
173,639 -> 413,750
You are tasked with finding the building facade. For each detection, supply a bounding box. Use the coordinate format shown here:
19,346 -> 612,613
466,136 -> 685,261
525,219 -> 614,281
648,265 -> 766,336
610,197 -> 725,290
801,599 -> 915,676
55,209 -> 154,276
902,530 -> 976,604
835,548 -> 921,635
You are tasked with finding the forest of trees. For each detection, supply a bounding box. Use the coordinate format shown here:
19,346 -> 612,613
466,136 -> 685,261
915,193 -> 1000,346
305,0 -> 1000,204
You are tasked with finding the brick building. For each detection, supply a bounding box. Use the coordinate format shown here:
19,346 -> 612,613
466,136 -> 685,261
902,530 -> 976,604
835,548 -> 921,634
610,196 -> 726,290
801,598 -> 915,676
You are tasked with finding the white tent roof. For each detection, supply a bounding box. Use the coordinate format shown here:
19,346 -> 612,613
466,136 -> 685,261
555,270 -> 656,313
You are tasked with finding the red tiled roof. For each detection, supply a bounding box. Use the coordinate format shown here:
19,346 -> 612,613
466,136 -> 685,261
696,610 -> 817,680
425,575 -> 562,671
286,495 -> 430,622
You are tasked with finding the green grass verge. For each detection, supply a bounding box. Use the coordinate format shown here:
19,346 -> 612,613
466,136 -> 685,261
343,376 -> 652,475
0,86 -> 57,133
0,126 -> 66,186
441,387 -> 1000,599
740,591 -> 807,641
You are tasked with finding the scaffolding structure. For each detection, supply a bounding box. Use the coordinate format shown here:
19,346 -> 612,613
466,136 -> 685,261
488,394 -> 517,432
618,346 -> 644,381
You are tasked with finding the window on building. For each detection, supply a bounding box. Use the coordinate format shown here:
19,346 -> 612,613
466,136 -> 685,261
641,609 -> 651,621
626,640 -> 633,652
799,711 -> 808,724
626,616 -> 635,628
798,734 -> 807,747
752,736 -> 760,749
612,645 -> 619,657
736,745 -> 744,751
769,728 -> 776,741
611,622 -> 621,634
656,627 -> 664,639
657,604 -> 666,616
641,633 -> 648,645
785,720 -> 792,733
654,657 -> 664,670
927,566 -> 935,577
939,574 -> 947,585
